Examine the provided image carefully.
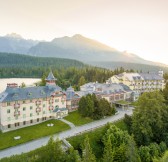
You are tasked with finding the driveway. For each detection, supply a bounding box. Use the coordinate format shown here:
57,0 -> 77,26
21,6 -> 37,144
0,108 -> 133,159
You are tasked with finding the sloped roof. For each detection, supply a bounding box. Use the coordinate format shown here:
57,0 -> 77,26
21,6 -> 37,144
45,71 -> 57,81
65,91 -> 80,100
0,85 -> 62,102
140,73 -> 163,80
78,82 -> 132,96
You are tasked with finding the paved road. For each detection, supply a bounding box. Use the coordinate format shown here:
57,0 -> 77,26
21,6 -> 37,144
0,108 -> 133,159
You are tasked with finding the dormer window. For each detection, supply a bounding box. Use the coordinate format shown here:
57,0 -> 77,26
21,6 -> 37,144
28,92 -> 32,96
40,90 -> 45,95
13,93 -> 18,98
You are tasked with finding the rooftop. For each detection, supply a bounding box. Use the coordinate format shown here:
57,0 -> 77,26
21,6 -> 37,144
0,85 -> 62,102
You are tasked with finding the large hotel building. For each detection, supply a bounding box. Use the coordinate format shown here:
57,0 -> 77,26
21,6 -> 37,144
106,71 -> 165,93
0,72 -> 68,132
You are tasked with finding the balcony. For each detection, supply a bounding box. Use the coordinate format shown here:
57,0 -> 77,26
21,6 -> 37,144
61,97 -> 66,102
36,100 -> 41,105
49,99 -> 54,104
36,107 -> 41,113
49,106 -> 54,111
14,111 -> 20,116
14,103 -> 20,109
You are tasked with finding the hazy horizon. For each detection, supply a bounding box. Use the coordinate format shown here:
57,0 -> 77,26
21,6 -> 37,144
0,0 -> 167,64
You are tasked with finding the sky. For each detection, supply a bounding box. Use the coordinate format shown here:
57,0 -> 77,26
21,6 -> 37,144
0,0 -> 168,64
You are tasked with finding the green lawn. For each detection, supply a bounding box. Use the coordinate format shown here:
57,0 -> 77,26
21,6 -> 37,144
0,119 -> 70,150
64,111 -> 93,126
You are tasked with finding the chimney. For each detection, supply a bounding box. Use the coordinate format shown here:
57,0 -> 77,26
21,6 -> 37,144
7,83 -> 18,88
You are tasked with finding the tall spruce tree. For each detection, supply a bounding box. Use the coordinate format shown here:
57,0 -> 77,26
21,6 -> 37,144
82,136 -> 96,162
102,136 -> 113,162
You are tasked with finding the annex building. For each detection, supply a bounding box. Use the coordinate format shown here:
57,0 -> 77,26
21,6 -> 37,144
0,72 -> 68,132
79,82 -> 134,103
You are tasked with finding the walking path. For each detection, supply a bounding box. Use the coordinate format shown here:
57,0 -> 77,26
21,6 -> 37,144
0,108 -> 133,159
60,118 -> 75,128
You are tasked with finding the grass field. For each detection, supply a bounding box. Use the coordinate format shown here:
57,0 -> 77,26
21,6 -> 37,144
0,119 -> 70,150
64,111 -> 93,126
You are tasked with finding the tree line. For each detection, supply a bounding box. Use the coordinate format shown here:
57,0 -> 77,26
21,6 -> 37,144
78,94 -> 116,120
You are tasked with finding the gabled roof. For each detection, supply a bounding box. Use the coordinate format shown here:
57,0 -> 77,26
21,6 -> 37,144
65,86 -> 80,100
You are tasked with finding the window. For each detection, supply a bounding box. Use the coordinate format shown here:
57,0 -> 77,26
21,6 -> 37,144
30,106 -> 33,110
23,114 -> 26,118
15,122 -> 19,127
7,102 -> 10,106
30,100 -> 32,102
42,117 -> 47,121
23,100 -> 25,104
7,117 -> 11,121
55,99 -> 59,102
23,121 -> 26,125
7,109 -> 10,114
30,120 -> 33,123
30,113 -> 33,117
23,107 -> 26,111
43,104 -> 45,107
8,124 -> 11,128
37,118 -> 39,122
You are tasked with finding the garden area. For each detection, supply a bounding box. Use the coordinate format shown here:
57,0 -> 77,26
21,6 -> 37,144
0,119 -> 70,150
64,111 -> 93,126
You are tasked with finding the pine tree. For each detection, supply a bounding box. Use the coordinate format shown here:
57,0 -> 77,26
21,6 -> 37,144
82,136 -> 96,162
66,147 -> 81,162
102,136 -> 113,162
78,76 -> 86,87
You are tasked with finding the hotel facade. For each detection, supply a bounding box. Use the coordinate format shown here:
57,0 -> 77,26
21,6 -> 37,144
106,71 -> 165,94
0,72 -> 68,132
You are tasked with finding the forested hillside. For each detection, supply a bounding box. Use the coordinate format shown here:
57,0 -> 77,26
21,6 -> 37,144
0,53 -> 133,90
0,52 -> 85,68
0,52 -> 85,78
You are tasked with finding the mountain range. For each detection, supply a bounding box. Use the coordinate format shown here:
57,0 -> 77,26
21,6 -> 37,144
0,33 -> 38,54
0,33 -> 167,69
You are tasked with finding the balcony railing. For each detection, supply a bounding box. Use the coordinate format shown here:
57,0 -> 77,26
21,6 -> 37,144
49,106 -> 54,111
36,100 -> 41,105
14,103 -> 20,108
36,107 -> 41,113
14,111 -> 20,116
49,100 -> 54,104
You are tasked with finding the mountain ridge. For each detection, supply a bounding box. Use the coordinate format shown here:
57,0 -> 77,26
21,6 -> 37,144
0,33 -> 167,67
